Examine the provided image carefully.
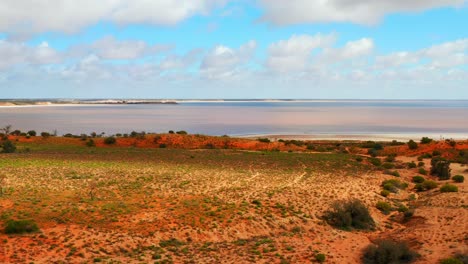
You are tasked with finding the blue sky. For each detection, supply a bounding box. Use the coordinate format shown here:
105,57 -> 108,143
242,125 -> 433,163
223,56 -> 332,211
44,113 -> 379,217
0,0 -> 467,99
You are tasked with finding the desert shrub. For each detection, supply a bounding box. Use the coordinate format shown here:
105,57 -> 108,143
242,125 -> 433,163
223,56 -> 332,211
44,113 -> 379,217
86,139 -> 95,147
385,154 -> 396,162
315,253 -> 326,263
390,140 -> 405,146
440,258 -> 464,264
423,180 -> 438,190
103,137 -> 116,145
40,132 -> 50,138
407,162 -> 417,169
440,184 -> 458,193
382,179 -> 407,193
27,130 -> 36,136
432,150 -> 442,156
407,140 -> 418,150
362,240 -> 418,264
356,157 -> 363,162
417,161 -> 425,167
1,140 -> 16,153
418,168 -> 427,175
159,143 -> 167,148
323,199 -> 375,230
414,184 -> 424,192
384,170 -> 400,177
380,190 -> 390,197
168,130 -> 174,134
5,219 -> 39,234
452,175 -> 464,183
362,141 -> 383,150
10,130 -> 21,136
258,138 -> 271,143
397,204 -> 409,213
420,137 -> 433,144
369,158 -> 382,167
420,153 -> 433,159
430,157 -> 451,180
382,163 -> 395,169
412,176 -> 425,183
376,201 -> 392,214
368,148 -> 379,157
176,130 -> 188,135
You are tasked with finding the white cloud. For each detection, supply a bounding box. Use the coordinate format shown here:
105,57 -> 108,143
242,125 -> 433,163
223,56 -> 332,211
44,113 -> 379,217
259,0 -> 464,25
200,40 -> 256,79
266,34 -> 336,72
0,0 -> 226,36
159,49 -> 203,71
320,38 -> 374,64
0,40 -> 61,70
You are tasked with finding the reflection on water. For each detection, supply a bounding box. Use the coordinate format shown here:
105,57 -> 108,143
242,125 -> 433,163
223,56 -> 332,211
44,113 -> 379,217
1,101 -> 468,137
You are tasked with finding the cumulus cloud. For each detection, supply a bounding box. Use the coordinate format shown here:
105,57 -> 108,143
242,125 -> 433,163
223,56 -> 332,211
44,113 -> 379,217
259,0 -> 465,25
200,40 -> 257,79
0,0 -> 226,36
0,40 -> 61,70
266,34 -> 336,72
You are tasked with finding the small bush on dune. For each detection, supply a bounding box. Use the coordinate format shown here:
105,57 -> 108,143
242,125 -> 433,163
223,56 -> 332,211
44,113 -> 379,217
257,138 -> 271,143
452,175 -> 464,183
412,176 -> 425,183
439,258 -> 464,264
380,190 -> 390,197
104,137 -> 116,145
382,179 -> 407,193
315,253 -> 326,263
420,137 -> 433,144
27,130 -> 36,136
407,162 -> 417,169
415,180 -> 438,192
40,132 -> 50,138
362,240 -> 418,264
417,161 -> 425,167
369,158 -> 382,167
5,219 -> 40,234
383,170 -> 400,177
418,168 -> 427,175
382,163 -> 395,169
431,157 -> 451,180
407,140 -> 418,150
440,184 -> 458,193
86,139 -> 96,147
376,201 -> 393,214
1,140 -> 16,153
323,199 -> 375,230
176,130 -> 188,135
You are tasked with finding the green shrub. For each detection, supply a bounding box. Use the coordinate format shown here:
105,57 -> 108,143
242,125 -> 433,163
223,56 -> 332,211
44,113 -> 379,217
376,201 -> 392,214
356,157 -> 363,162
382,179 -> 407,193
452,175 -> 464,183
40,132 -> 50,138
315,253 -> 326,263
369,158 -> 382,166
420,137 -> 433,144
103,137 -> 116,145
1,140 -> 16,153
323,199 -> 375,230
417,161 -> 425,167
27,130 -> 36,136
385,154 -> 396,162
384,170 -> 400,177
176,130 -> 188,135
258,138 -> 271,143
422,180 -> 438,190
432,150 -> 442,156
407,162 -> 417,169
440,184 -> 458,193
380,190 -> 390,197
439,258 -> 463,264
430,157 -> 451,180
159,143 -> 167,148
407,140 -> 418,150
382,163 -> 395,169
5,219 -> 40,234
368,148 -> 379,157
362,240 -> 418,264
418,168 -> 427,175
397,204 -> 409,213
412,176 -> 425,183
86,139 -> 96,147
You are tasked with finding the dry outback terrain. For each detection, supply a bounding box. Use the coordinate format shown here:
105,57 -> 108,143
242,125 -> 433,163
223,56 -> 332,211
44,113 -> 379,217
0,133 -> 467,263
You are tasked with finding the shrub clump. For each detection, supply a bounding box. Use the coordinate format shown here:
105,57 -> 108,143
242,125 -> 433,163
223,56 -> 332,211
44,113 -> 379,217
323,199 -> 375,230
380,190 -> 390,197
103,136 -> 116,145
407,162 -> 417,169
407,140 -> 418,150
440,184 -> 458,193
86,139 -> 96,147
257,138 -> 271,143
376,201 -> 393,214
415,180 -> 438,192
412,176 -> 425,183
439,257 -> 464,264
369,158 -> 382,167
420,137 -> 433,144
315,253 -> 326,263
5,219 -> 40,234
362,240 -> 418,264
382,179 -> 408,193
1,140 -> 16,153
452,175 -> 464,183
430,157 -> 451,180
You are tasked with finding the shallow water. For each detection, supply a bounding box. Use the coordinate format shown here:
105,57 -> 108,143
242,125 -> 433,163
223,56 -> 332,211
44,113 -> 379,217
1,100 -> 468,138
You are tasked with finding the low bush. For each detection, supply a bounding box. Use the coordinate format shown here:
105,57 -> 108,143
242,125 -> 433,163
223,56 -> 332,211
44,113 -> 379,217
382,179 -> 407,193
103,137 -> 116,145
5,219 -> 40,234
417,161 -> 425,167
1,140 -> 16,153
440,184 -> 458,193
385,154 -> 396,162
439,258 -> 463,264
415,180 -> 438,192
369,158 -> 382,166
86,139 -> 95,147
382,163 -> 395,169
258,138 -> 271,143
315,253 -> 326,263
407,162 -> 417,169
452,175 -> 464,183
431,157 -> 451,180
380,190 -> 390,197
384,170 -> 400,177
27,130 -> 36,136
362,240 -> 418,264
432,150 -> 442,156
407,140 -> 418,150
376,201 -> 392,214
323,199 -> 375,230
418,168 -> 427,175
356,157 -> 363,162
176,130 -> 188,135
40,132 -> 50,138
420,137 -> 433,144
412,176 -> 425,183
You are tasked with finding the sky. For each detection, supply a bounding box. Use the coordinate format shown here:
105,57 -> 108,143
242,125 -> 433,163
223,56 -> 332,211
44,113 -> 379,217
0,0 -> 467,99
